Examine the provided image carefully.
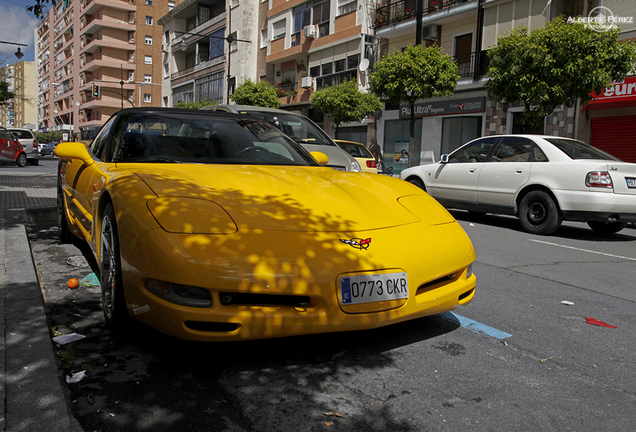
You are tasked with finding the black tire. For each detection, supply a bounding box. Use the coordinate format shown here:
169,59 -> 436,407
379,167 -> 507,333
587,221 -> 627,235
407,177 -> 426,191
518,190 -> 562,235
16,153 -> 27,167
57,179 -> 74,243
100,204 -> 128,328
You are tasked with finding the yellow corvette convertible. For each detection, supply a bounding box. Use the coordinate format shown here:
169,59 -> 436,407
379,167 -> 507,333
56,108 -> 476,342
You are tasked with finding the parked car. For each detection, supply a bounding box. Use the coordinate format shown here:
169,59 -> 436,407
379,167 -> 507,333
400,135 -> 636,235
335,139 -> 378,173
0,127 -> 27,167
56,108 -> 476,342
40,142 -> 59,156
201,105 -> 362,172
8,128 -> 39,165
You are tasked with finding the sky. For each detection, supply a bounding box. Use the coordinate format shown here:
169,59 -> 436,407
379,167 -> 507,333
0,0 -> 41,65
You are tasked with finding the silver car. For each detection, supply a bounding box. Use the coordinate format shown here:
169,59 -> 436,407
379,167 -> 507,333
9,128 -> 39,165
201,105 -> 362,172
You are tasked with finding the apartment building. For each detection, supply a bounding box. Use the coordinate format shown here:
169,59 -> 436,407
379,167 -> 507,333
0,62 -> 37,129
35,0 -> 180,141
373,0 -> 636,173
159,0 -> 260,107
263,0 -> 379,141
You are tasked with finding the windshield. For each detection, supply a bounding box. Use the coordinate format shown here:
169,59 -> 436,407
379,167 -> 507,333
235,110 -> 336,147
111,112 -> 320,166
9,130 -> 33,139
545,138 -> 620,161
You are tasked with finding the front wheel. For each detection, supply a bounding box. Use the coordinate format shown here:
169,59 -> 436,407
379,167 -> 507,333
16,153 -> 27,167
587,221 -> 627,235
518,191 -> 562,235
57,179 -> 73,243
407,177 -> 426,191
100,204 -> 128,328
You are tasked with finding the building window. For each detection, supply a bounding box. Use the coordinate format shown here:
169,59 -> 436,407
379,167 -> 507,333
144,74 -> 152,83
195,71 -> 224,104
292,3 -> 311,47
210,28 -> 225,59
312,0 -> 330,38
128,71 -> 134,82
260,28 -> 268,49
144,94 -> 152,103
145,16 -> 153,25
145,36 -> 152,45
272,19 -> 286,41
338,0 -> 357,15
163,63 -> 169,78
145,55 -> 152,65
168,1 -> 175,11
146,0 -> 153,5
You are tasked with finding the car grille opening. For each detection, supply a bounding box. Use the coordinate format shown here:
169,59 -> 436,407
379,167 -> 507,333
219,292 -> 310,307
459,288 -> 475,301
185,321 -> 240,333
416,273 -> 458,295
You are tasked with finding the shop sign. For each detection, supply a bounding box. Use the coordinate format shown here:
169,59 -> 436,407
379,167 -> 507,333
400,97 -> 486,118
589,76 -> 636,104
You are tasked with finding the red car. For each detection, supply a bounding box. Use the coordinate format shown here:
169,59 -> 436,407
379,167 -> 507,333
0,127 -> 27,167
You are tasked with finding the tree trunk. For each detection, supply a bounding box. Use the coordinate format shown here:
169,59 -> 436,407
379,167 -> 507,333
409,104 -> 416,168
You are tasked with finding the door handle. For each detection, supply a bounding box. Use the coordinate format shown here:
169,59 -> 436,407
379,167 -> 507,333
468,169 -> 476,173
515,170 -> 523,174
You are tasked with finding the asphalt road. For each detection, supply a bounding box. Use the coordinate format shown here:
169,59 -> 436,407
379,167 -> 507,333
20,159 -> 636,431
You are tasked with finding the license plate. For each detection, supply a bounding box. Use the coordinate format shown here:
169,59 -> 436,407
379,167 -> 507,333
627,177 -> 636,188
340,272 -> 408,305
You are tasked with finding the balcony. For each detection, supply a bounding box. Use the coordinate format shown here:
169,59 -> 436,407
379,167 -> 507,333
374,0 -> 474,29
170,54 -> 225,80
83,0 -> 136,16
454,50 -> 489,80
81,16 -> 135,35
81,36 -> 134,54
80,56 -> 137,73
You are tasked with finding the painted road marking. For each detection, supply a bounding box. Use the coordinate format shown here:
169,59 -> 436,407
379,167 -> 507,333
529,239 -> 636,262
439,312 -> 512,339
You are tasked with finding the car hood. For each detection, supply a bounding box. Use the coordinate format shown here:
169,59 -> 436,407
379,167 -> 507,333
134,165 -> 453,232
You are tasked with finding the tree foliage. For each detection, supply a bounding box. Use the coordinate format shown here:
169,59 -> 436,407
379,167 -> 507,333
0,80 -> 14,103
310,79 -> 382,135
486,16 -> 636,127
173,100 -> 218,109
230,79 -> 281,108
34,131 -> 63,143
26,0 -> 53,19
369,44 -> 458,167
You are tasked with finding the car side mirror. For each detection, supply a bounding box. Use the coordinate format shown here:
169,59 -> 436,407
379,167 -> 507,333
55,142 -> 94,165
310,151 -> 329,166
440,154 -> 449,163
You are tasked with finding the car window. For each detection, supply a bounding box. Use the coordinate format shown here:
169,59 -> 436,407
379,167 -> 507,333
533,146 -> 548,162
8,130 -> 33,139
545,138 -> 620,161
492,138 -> 533,162
110,111 -> 318,167
237,110 -> 335,146
90,115 -> 117,161
450,138 -> 497,163
0,130 -> 15,141
338,142 -> 373,158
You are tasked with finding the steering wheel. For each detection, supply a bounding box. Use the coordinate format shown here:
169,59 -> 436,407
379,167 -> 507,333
235,146 -> 269,158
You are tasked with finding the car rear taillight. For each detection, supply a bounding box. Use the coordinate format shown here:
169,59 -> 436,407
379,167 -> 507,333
366,160 -> 377,168
586,171 -> 613,188
32,139 -> 38,151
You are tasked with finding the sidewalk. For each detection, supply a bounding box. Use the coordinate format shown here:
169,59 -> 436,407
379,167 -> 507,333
0,173 -> 79,432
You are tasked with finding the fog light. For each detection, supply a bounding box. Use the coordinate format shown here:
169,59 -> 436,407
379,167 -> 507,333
145,279 -> 212,308
220,293 -> 234,305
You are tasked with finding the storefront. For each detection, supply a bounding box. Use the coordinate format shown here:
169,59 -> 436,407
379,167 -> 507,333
580,76 -> 636,163
377,94 -> 486,174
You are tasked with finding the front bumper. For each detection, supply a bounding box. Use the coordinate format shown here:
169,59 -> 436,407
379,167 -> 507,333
119,221 -> 477,342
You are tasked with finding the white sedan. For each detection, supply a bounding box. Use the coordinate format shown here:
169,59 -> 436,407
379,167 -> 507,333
400,135 -> 636,235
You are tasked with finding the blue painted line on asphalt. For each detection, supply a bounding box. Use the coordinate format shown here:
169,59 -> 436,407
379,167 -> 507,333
439,312 -> 512,340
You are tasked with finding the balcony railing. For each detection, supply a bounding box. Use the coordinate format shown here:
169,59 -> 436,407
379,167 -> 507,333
454,51 -> 489,79
374,0 -> 471,28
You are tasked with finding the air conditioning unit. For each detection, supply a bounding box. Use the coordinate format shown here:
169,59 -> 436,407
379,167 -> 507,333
161,44 -> 168,53
422,24 -> 438,40
303,25 -> 317,38
301,76 -> 313,88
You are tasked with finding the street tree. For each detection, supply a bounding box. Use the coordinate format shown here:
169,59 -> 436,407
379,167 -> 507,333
26,0 -> 52,18
230,79 -> 280,108
486,16 -> 636,128
369,44 -> 458,167
0,80 -> 13,103
173,100 -> 217,109
310,79 -> 382,137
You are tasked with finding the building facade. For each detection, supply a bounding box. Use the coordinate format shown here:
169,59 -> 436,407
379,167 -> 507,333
1,62 -> 37,129
35,0 -> 180,141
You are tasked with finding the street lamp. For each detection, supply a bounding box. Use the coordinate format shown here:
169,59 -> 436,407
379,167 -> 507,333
15,48 -> 24,59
